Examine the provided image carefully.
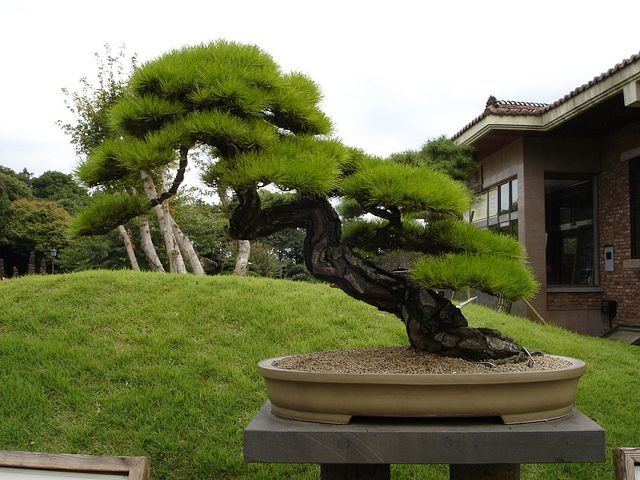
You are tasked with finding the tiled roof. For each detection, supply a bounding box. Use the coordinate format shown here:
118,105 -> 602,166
484,96 -> 548,115
452,50 -> 640,140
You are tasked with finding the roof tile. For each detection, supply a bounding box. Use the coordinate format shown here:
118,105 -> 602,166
452,50 -> 640,140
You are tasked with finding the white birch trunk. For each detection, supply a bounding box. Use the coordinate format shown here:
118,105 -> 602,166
235,239 -> 250,276
170,219 -> 205,275
159,169 -> 205,275
117,225 -> 140,271
137,216 -> 165,272
140,169 -> 186,274
166,206 -> 188,274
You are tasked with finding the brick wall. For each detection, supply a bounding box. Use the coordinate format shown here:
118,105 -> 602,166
599,121 -> 640,327
547,292 -> 603,310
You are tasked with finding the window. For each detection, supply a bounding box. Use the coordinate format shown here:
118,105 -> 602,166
631,158 -> 640,258
469,178 -> 518,238
545,176 -> 597,286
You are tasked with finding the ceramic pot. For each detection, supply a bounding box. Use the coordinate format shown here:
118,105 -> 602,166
258,355 -> 585,424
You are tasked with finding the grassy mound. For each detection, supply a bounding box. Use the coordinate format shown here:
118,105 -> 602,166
0,271 -> 638,479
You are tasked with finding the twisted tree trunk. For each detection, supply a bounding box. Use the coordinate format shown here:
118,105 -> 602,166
117,225 -> 140,271
137,216 -> 165,272
218,184 -> 251,277
140,169 -> 186,274
229,191 -> 525,362
160,170 -> 205,276
170,220 -> 206,275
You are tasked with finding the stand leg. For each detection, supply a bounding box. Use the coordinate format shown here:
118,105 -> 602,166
321,463 -> 390,480
450,464 -> 520,480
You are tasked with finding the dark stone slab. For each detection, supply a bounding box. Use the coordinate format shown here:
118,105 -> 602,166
244,402 -> 605,465
321,463 -> 390,479
450,464 -> 520,480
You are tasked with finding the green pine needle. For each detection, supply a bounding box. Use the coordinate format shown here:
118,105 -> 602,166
69,194 -> 148,237
411,253 -> 539,300
109,96 -> 186,137
77,140 -> 132,186
220,137 -> 346,194
409,218 -> 525,259
340,158 -> 471,217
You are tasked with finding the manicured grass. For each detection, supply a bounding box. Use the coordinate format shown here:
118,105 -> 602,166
0,271 -> 638,479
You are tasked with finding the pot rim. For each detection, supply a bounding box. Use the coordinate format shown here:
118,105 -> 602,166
258,354 -> 586,385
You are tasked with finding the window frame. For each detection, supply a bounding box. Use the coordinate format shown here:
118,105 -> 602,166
630,157 -> 640,259
544,173 -> 599,287
469,177 -> 519,238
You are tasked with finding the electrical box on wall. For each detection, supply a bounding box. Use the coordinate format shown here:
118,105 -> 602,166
601,300 -> 617,318
604,245 -> 614,272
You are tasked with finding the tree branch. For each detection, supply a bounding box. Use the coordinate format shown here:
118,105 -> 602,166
366,206 -> 401,225
145,147 -> 189,209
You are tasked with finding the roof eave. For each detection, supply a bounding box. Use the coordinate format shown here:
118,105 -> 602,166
455,56 -> 640,146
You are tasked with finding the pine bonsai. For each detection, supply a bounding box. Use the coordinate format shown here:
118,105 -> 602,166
72,40 -> 537,362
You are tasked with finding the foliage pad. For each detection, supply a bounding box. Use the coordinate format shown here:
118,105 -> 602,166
72,40 -> 539,359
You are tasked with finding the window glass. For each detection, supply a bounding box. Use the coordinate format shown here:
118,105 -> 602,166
510,179 -> 518,211
510,218 -> 519,239
473,193 -> 487,222
467,178 -> 518,230
545,177 -> 596,286
499,183 -> 510,215
488,187 -> 498,218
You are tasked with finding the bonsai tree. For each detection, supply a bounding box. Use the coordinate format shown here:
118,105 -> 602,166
72,40 -> 537,362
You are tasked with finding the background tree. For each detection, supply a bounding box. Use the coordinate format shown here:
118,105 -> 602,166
58,45 -> 147,272
56,232 -> 132,272
3,198 -> 69,276
31,170 -> 89,214
71,41 -> 537,361
0,165 -> 134,276
60,45 -> 203,274
0,166 -> 32,201
388,135 -> 475,181
0,167 -> 33,257
170,189 -> 234,275
1,167 -> 33,276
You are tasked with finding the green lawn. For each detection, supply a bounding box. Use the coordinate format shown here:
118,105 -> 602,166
0,270 -> 638,479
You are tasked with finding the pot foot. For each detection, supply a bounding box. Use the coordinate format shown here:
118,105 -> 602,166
271,404 -> 352,424
501,406 -> 572,424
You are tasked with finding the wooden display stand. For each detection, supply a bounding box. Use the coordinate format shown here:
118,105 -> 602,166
245,402 -> 605,480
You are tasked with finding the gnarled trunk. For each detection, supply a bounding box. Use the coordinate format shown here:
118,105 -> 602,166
137,216 -> 165,272
140,169 -> 186,274
160,170 -> 205,276
117,225 -> 140,271
218,184 -> 251,277
234,240 -> 250,276
229,191 -> 525,362
171,220 -> 205,275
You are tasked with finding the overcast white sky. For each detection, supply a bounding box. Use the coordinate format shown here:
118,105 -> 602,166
1,0 -> 639,182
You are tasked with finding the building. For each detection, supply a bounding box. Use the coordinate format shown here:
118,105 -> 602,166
453,51 -> 640,335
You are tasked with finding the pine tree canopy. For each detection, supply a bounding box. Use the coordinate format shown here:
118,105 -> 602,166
73,40 -> 537,301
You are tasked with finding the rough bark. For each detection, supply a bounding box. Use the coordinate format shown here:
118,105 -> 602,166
234,240 -> 250,276
117,224 -> 140,271
140,169 -> 186,274
170,220 -> 205,275
137,216 -> 165,272
218,184 -> 251,277
229,191 -> 525,362
496,296 -> 513,314
161,169 -> 205,275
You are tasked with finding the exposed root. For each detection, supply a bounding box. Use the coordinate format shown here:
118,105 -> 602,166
412,326 -> 539,363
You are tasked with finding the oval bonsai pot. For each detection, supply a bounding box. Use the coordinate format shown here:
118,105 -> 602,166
258,355 -> 586,425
